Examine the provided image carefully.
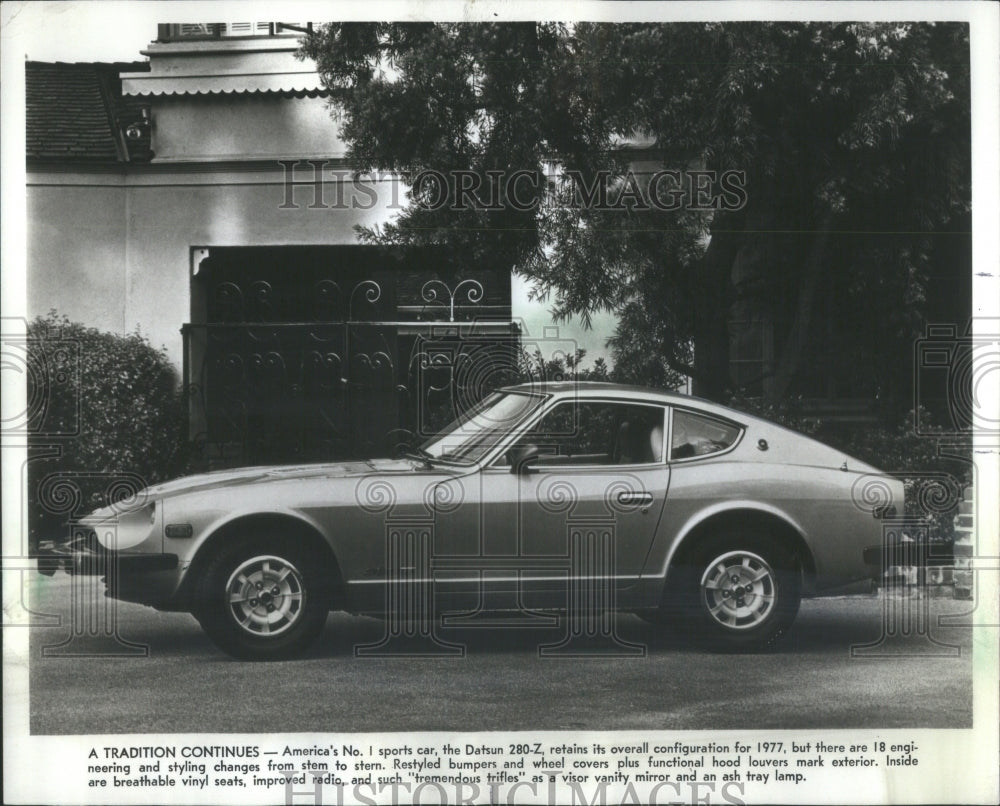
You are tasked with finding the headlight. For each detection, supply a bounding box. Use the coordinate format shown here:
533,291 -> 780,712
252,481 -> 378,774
103,500 -> 159,551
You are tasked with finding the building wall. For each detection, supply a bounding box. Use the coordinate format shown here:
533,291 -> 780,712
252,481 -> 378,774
151,95 -> 347,162
28,164 -> 618,377
27,165 -> 403,368
28,181 -> 128,331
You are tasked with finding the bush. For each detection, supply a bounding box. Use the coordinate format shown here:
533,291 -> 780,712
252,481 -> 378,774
726,395 -> 824,436
27,312 -> 186,547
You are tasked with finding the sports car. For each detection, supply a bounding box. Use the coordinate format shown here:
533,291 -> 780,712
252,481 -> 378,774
63,382 -> 902,659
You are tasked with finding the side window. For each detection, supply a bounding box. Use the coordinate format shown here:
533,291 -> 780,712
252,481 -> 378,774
670,410 -> 741,460
505,401 -> 665,467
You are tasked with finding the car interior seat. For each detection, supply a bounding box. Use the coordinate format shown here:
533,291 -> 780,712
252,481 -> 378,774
649,425 -> 663,462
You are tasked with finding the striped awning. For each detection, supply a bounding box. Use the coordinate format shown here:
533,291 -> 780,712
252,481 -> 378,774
121,72 -> 328,97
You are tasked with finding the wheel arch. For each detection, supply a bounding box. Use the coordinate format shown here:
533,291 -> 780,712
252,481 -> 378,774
177,512 -> 345,611
664,505 -> 817,588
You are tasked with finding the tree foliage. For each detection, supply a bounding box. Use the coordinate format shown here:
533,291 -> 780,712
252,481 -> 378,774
301,22 -> 969,407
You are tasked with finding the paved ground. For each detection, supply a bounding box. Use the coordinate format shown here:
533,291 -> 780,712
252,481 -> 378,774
26,575 -> 973,734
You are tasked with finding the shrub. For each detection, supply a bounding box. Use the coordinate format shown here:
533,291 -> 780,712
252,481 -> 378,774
726,395 -> 824,436
27,312 -> 186,547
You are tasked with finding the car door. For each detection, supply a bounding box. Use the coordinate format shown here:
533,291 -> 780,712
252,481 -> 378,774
479,398 -> 670,611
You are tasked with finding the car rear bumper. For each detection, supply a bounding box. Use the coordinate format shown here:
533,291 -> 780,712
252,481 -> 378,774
862,541 -> 955,571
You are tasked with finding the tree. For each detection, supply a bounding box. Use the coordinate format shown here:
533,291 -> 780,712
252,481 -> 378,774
300,22 -> 970,409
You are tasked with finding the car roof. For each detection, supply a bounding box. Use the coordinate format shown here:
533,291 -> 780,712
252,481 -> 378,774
494,381 -> 869,467
498,381 -> 743,420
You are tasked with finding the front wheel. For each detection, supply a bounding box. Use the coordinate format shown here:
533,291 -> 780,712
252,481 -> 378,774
669,530 -> 802,651
194,536 -> 331,660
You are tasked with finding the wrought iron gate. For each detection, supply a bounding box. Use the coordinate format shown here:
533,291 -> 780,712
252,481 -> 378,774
182,271 -> 520,468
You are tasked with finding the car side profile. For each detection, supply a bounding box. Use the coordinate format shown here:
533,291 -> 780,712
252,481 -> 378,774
58,382 -> 902,659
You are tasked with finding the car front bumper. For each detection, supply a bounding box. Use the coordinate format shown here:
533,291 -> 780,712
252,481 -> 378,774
37,529 -> 183,608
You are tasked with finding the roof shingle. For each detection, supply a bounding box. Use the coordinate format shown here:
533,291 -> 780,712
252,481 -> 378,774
26,61 -> 152,163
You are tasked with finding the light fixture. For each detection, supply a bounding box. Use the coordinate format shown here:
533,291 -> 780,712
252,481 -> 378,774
125,107 -> 151,141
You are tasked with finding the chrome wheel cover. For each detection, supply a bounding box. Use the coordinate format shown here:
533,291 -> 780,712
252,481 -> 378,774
700,550 -> 777,631
226,555 -> 306,637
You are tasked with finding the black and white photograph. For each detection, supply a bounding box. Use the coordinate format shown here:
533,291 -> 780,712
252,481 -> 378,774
2,2 -> 998,804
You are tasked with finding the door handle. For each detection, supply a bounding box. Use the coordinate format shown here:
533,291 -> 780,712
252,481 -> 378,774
617,491 -> 653,506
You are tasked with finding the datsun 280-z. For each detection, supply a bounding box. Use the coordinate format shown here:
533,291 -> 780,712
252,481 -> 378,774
56,383 -> 902,659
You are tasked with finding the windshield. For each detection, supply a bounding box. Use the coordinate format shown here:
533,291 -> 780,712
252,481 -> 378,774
418,391 -> 546,465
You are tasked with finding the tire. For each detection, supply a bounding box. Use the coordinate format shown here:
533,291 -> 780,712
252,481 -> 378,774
193,532 -> 331,660
667,529 -> 802,652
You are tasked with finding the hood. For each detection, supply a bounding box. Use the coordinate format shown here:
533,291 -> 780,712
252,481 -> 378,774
141,458 -> 418,502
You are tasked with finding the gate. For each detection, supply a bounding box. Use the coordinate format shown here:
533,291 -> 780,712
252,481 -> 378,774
182,273 -> 520,468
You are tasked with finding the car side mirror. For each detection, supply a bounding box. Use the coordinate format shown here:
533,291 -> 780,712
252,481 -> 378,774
509,444 -> 540,475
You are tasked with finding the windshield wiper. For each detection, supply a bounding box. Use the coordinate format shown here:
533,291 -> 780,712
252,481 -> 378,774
402,447 -> 436,469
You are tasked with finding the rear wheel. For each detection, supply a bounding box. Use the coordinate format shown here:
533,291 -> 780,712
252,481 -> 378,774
194,533 -> 331,660
668,529 -> 801,651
